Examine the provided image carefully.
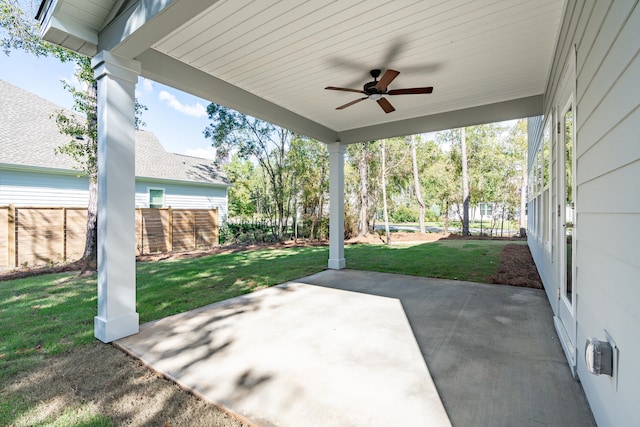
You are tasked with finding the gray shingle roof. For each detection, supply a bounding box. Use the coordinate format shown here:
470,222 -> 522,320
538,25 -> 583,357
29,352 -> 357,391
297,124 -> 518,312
0,80 -> 228,186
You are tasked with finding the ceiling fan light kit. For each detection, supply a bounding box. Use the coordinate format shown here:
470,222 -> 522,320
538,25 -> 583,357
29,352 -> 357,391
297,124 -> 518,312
325,69 -> 433,113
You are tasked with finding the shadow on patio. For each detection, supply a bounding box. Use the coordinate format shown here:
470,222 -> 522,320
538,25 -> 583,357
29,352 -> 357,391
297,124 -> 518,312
115,269 -> 595,426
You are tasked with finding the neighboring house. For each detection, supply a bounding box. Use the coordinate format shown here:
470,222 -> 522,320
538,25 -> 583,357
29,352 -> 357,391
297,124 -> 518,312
0,80 -> 229,219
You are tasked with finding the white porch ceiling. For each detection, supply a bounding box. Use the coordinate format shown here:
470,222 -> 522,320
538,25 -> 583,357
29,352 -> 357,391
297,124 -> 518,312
38,0 -> 564,143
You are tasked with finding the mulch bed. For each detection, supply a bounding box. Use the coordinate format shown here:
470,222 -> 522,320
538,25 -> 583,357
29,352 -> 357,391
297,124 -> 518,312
491,243 -> 543,289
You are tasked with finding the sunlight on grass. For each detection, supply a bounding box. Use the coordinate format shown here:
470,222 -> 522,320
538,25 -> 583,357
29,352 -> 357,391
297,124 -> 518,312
346,240 -> 517,282
1,240 -> 516,382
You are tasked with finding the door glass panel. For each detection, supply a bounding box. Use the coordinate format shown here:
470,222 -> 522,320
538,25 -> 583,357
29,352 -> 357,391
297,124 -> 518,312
564,107 -> 573,302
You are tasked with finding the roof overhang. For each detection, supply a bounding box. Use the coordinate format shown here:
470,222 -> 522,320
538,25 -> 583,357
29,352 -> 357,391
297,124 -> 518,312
37,0 -> 562,144
136,176 -> 232,188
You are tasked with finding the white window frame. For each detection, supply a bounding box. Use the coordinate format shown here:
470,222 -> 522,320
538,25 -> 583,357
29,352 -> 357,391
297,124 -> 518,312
478,202 -> 493,217
148,187 -> 165,209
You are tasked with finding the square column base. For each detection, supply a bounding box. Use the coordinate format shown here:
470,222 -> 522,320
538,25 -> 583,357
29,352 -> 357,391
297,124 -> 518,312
94,312 -> 139,343
328,258 -> 346,270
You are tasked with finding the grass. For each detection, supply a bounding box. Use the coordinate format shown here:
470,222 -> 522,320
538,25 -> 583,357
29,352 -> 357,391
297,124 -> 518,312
135,246 -> 329,322
0,239 -> 516,425
345,239 -> 509,282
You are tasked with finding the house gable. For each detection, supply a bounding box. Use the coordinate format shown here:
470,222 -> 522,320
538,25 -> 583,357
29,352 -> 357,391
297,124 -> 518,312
0,80 -> 229,214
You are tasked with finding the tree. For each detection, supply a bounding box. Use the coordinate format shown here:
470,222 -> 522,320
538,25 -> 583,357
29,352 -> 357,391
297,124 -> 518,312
345,141 -> 380,237
460,127 -> 470,235
378,137 -> 409,243
204,104 -> 296,240
1,0 -> 146,270
223,154 -> 261,218
509,119 -> 528,232
380,139 -> 391,243
410,134 -> 427,233
288,138 -> 328,240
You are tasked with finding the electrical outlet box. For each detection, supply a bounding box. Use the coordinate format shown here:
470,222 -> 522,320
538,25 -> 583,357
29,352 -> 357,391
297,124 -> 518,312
585,337 -> 613,376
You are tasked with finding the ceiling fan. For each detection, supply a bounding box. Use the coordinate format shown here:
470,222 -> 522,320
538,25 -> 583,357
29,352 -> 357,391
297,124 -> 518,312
325,69 -> 433,113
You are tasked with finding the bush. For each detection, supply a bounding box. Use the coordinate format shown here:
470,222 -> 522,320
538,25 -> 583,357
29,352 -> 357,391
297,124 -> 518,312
219,220 -> 278,244
390,205 -> 418,223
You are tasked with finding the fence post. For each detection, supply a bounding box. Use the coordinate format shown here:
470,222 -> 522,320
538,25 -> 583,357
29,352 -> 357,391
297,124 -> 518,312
192,209 -> 197,250
139,209 -> 144,254
7,204 -> 16,268
213,208 -> 218,245
62,207 -> 67,261
168,206 -> 173,252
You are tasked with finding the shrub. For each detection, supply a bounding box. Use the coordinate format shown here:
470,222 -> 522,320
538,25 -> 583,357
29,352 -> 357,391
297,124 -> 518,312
390,205 -> 418,223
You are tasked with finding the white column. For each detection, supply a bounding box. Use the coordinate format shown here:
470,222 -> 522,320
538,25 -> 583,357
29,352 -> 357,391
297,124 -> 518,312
92,51 -> 141,343
328,142 -> 346,269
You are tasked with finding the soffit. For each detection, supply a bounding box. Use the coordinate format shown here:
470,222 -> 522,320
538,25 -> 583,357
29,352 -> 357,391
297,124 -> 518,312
39,0 -> 563,143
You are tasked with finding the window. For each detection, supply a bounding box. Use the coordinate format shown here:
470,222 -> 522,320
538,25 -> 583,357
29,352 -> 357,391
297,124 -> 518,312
479,202 -> 493,217
543,119 -> 552,249
149,189 -> 164,208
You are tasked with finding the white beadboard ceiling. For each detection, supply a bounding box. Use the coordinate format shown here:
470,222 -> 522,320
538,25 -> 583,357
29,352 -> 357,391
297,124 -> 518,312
38,0 -> 564,143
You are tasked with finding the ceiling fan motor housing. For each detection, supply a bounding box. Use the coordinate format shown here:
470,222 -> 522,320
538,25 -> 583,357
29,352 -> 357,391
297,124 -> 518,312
364,81 -> 381,94
364,69 -> 383,94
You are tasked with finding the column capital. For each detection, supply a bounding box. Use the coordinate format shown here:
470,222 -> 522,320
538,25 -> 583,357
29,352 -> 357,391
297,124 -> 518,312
92,51 -> 141,83
327,142 -> 346,155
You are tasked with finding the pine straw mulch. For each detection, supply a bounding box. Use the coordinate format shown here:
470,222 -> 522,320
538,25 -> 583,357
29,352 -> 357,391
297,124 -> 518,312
490,243 -> 543,289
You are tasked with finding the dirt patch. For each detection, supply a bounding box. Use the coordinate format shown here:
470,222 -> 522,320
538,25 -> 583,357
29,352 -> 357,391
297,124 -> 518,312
346,230 -> 447,245
3,342 -> 248,427
0,259 -> 87,282
491,243 -> 543,289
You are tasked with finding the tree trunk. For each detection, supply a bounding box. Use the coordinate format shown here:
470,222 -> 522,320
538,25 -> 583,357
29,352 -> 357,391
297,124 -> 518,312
316,192 -> 324,241
411,135 -> 426,233
81,80 -> 98,273
381,140 -> 390,244
519,159 -> 527,232
358,143 -> 369,237
82,178 -> 98,272
460,127 -> 470,236
444,200 -> 450,233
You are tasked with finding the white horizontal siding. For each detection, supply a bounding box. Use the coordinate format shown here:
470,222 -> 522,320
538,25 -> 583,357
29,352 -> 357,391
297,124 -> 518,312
577,216 -> 640,424
0,169 -> 90,207
577,107 -> 640,186
1,171 -> 228,222
539,1 -> 640,426
135,180 -> 228,221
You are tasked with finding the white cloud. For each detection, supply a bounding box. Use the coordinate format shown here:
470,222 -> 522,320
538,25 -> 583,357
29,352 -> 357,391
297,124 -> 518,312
184,147 -> 216,160
141,77 -> 153,93
158,90 -> 207,118
60,64 -> 86,92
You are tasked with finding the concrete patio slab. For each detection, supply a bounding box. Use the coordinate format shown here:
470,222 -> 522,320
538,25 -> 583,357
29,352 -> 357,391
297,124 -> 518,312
115,269 -> 595,426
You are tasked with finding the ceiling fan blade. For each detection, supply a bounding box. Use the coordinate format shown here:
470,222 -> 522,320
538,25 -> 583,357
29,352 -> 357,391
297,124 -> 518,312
375,69 -> 400,91
387,87 -> 434,95
377,97 -> 395,113
336,97 -> 368,110
325,86 -> 366,94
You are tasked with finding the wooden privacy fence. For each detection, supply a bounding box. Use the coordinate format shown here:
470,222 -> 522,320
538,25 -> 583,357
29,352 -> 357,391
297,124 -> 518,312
136,207 -> 219,254
1,205 -> 218,270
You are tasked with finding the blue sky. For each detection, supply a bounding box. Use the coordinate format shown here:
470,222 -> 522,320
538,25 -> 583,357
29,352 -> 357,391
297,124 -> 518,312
0,49 -> 217,159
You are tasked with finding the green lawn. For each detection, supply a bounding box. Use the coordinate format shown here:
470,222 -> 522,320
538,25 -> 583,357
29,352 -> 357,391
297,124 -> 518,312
0,240 -> 517,385
345,239 -> 508,282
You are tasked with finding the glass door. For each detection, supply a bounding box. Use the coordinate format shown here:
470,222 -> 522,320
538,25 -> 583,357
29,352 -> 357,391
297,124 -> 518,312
555,50 -> 577,371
